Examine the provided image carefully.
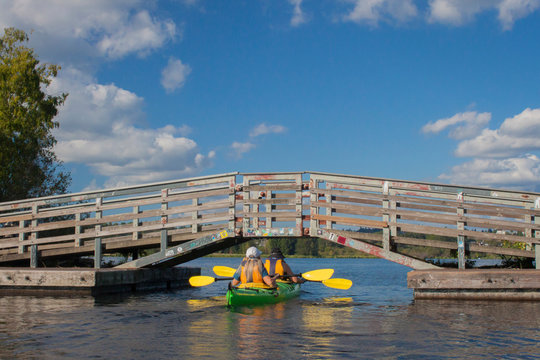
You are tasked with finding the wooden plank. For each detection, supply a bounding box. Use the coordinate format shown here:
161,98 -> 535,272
313,214 -> 387,228
311,200 -> 382,217
0,173 -> 237,212
243,198 -> 300,205
244,184 -> 302,191
408,269 -> 540,289
242,211 -> 300,220
463,216 -> 538,232
312,188 -> 384,201
394,235 -> 535,257
318,230 -> 438,269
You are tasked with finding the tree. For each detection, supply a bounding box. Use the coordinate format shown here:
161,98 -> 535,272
0,28 -> 70,202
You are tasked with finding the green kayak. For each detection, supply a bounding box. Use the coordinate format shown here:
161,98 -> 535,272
226,280 -> 301,306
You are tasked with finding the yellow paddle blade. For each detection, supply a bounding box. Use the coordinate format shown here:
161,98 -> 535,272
302,269 -> 334,282
321,278 -> 353,290
213,266 -> 236,277
189,276 -> 216,287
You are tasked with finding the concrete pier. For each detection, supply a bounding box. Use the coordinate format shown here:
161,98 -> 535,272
408,269 -> 540,300
0,267 -> 200,296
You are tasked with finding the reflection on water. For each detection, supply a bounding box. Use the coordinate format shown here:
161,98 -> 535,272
1,258 -> 539,359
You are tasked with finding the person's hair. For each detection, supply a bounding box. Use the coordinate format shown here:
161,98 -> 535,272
243,258 -> 263,282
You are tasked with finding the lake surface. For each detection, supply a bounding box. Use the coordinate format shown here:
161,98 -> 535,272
0,258 -> 538,359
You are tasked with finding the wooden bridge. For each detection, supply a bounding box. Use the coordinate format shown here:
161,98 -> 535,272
1,171 -> 538,272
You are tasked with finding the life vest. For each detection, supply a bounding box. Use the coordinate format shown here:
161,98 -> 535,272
265,257 -> 285,276
239,258 -> 264,284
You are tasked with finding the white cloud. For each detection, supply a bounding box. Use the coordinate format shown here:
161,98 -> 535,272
427,107 -> 540,190
250,123 -> 287,137
439,154 -> 540,189
428,0 -> 540,29
455,108 -> 540,158
0,1 -> 177,62
231,142 -> 256,159
422,111 -> 491,140
161,57 -> 192,93
96,10 -> 176,59
50,69 -> 212,186
343,0 -> 418,25
289,0 -> 308,27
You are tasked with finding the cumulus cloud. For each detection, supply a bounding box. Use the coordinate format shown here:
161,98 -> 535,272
422,111 -> 491,140
343,0 -> 418,25
96,10 -> 176,59
231,142 -> 256,159
0,1 -> 177,61
428,0 -> 540,30
439,154 -> 540,189
250,123 -> 287,137
455,108 -> 540,158
427,107 -> 540,190
289,0 -> 308,26
50,69 -> 212,187
161,57 -> 192,93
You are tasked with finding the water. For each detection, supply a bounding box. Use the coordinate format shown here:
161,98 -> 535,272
0,258 -> 538,359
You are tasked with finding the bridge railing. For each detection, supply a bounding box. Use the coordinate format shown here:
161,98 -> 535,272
239,172 -> 306,238
0,173 -> 237,267
309,172 -> 540,268
0,171 -> 538,268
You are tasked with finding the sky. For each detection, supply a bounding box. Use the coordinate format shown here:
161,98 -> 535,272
1,0 -> 540,193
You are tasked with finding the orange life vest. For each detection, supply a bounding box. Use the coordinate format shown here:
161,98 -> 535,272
265,258 -> 285,276
239,258 -> 264,284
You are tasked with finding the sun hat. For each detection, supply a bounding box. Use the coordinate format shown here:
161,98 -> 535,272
246,246 -> 261,258
270,248 -> 284,259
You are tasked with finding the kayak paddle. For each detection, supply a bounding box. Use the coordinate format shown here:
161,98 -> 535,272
190,274 -> 352,290
213,266 -> 334,282
320,278 -> 353,290
189,275 -> 232,287
213,265 -> 236,277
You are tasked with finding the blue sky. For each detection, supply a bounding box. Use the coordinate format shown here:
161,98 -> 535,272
2,0 -> 540,192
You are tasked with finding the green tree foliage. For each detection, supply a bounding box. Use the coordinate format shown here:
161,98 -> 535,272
0,28 -> 70,202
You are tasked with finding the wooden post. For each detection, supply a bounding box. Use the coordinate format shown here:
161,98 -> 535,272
309,177 -> 319,235
535,198 -> 539,269
382,181 -> 391,251
456,192 -> 466,269
29,204 -> 39,266
75,213 -> 82,247
266,190 -> 272,229
18,218 -> 27,254
30,244 -> 38,268
326,182 -> 333,231
132,206 -> 139,240
229,177 -> 236,231
94,197 -> 102,269
161,189 -> 168,251
295,174 -> 302,235
192,197 -> 199,233
243,176 -> 250,234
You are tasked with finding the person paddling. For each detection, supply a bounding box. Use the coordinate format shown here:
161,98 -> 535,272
264,248 -> 305,284
231,246 -> 276,288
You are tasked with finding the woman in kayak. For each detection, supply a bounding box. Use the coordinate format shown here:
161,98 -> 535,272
231,246 -> 276,288
265,248 -> 306,284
